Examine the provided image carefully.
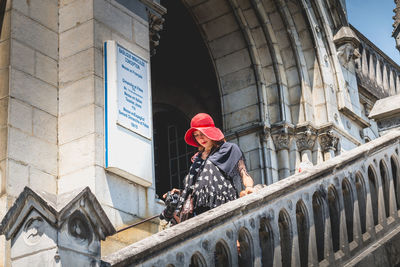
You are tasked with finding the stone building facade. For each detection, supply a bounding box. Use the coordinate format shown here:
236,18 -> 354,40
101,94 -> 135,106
0,0 -> 399,265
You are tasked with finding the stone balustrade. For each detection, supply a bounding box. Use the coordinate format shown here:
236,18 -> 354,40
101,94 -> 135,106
353,25 -> 400,99
102,129 -> 400,266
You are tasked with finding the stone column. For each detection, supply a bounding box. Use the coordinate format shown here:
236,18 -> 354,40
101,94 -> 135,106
295,126 -> 317,165
272,126 -> 292,179
0,187 -> 116,266
319,130 -> 339,161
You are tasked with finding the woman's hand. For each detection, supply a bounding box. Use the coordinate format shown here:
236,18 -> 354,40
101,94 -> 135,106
163,188 -> 181,199
239,186 -> 254,197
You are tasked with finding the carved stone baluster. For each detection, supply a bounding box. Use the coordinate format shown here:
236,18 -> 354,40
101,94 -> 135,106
368,53 -> 376,83
376,59 -> 382,88
382,64 -> 389,93
389,69 -> 396,96
361,47 -> 369,77
396,75 -> 400,94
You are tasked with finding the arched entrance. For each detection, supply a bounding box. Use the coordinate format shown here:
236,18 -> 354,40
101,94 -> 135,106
151,0 -> 222,196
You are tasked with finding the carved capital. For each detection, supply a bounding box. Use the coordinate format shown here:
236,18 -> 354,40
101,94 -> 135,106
319,130 -> 339,153
272,133 -> 291,151
148,11 -> 165,56
295,126 -> 317,152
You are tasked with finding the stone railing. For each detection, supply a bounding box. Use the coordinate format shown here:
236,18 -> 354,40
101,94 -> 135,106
353,25 -> 400,99
102,129 -> 400,267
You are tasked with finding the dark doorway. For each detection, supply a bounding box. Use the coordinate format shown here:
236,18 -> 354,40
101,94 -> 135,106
151,0 -> 222,196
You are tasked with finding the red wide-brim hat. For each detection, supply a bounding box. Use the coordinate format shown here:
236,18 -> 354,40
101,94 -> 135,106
184,113 -> 224,147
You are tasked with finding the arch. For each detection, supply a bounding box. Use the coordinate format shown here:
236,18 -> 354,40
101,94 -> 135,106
355,172 -> 367,234
327,185 -> 340,252
238,227 -> 254,267
391,155 -> 400,210
190,252 -> 207,267
368,165 -> 379,226
342,178 -> 354,243
312,191 -> 326,262
296,200 -> 309,267
259,217 -> 274,267
278,209 -> 292,267
379,160 -> 390,218
214,240 -> 231,267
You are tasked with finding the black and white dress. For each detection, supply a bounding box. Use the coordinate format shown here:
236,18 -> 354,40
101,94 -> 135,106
178,142 -> 246,215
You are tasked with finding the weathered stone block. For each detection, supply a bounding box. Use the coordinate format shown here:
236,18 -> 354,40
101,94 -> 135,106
133,20 -> 149,51
96,168 -> 139,215
12,0 -> 29,17
59,77 -> 94,115
288,85 -> 301,105
223,85 -> 257,114
0,39 -> 10,69
262,66 -> 277,86
59,0 -> 93,33
202,13 -> 239,41
251,27 -> 267,48
243,9 -> 259,29
95,76 -> 104,107
94,20 -> 112,50
101,205 -> 136,229
0,97 -> 8,126
59,134 -> 95,176
59,105 -> 95,145
184,0 -> 207,7
59,48 -> 96,85
29,0 -> 58,32
0,69 -> 9,99
11,12 -> 58,59
215,48 -> 252,77
8,128 -> 57,175
221,67 -> 256,95
60,20 -> 94,59
110,31 -> 148,61
58,166 -> 96,194
209,30 -> 246,59
225,104 -> 259,130
33,108 -> 56,143
94,0 -> 133,40
10,39 -> 34,75
11,69 -> 57,115
6,159 -> 28,198
9,98 -> 32,133
29,167 -> 56,194
266,84 -> 279,104
192,0 -> 230,24
0,128 -> 6,161
35,52 -> 57,86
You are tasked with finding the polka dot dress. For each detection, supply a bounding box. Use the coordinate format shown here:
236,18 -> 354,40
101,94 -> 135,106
178,155 -> 238,211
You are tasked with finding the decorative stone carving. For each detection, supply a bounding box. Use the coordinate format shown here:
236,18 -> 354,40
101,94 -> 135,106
333,26 -> 361,67
272,133 -> 291,150
319,130 -> 339,153
23,217 -> 44,245
295,126 -> 317,152
68,210 -> 92,244
0,187 -> 116,266
148,11 -> 165,56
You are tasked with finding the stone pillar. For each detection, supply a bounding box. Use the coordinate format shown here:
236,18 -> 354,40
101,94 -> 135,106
319,130 -> 339,161
0,187 -> 116,266
272,126 -> 293,179
295,126 -> 317,164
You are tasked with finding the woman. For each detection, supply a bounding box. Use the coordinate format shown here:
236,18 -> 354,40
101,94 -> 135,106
164,113 -> 254,223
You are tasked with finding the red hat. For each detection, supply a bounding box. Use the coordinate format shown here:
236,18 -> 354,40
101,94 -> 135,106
184,113 -> 224,147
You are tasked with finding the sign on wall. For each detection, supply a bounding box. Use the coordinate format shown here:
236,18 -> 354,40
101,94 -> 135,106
104,41 -> 153,187
116,45 -> 151,139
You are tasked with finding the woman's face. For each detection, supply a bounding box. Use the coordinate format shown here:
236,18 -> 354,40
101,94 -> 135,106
193,130 -> 213,151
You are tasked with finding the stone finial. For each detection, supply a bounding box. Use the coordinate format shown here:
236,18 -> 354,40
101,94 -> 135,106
295,126 -> 317,152
0,187 -> 116,266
